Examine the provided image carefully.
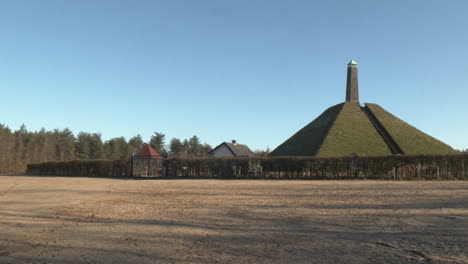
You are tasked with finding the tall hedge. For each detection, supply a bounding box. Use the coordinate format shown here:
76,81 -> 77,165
26,154 -> 468,180
163,155 -> 467,180
26,159 -> 130,177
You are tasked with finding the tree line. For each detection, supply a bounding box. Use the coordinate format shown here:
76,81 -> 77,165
0,124 -> 212,174
148,132 -> 212,157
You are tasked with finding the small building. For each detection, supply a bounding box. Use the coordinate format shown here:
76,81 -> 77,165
131,144 -> 163,177
208,140 -> 255,157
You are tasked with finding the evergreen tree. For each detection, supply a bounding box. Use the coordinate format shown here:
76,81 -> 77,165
169,138 -> 183,156
53,128 -> 75,161
75,132 -> 91,159
0,123 -> 214,173
104,137 -> 128,159
0,124 -> 13,173
128,135 -> 144,155
188,136 -> 203,157
202,143 -> 212,157
150,132 -> 165,154
182,139 -> 190,157
88,133 -> 104,159
37,128 -> 49,162
14,126 -> 25,165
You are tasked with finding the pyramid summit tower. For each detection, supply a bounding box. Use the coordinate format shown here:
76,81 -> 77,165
346,60 -> 359,102
269,61 -> 458,157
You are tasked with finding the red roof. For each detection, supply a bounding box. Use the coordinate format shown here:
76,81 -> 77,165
135,144 -> 161,158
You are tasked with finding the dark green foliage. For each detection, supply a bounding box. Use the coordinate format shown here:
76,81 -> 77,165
75,132 -> 91,159
104,137 -> 128,159
53,128 -> 75,161
88,133 -> 104,159
27,159 -> 131,177
128,135 -> 144,155
0,124 -> 82,173
150,132 -> 166,154
366,103 -> 459,155
0,124 -> 123,173
14,127 -> 26,165
29,154 -> 467,180
0,124 -> 13,173
163,154 -> 467,180
169,137 -> 211,157
182,139 -> 190,156
169,138 -> 184,156
0,123 -> 215,174
202,143 -> 213,155
188,136 -> 203,156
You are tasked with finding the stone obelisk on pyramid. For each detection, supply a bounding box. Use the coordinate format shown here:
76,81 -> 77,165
269,61 -> 457,156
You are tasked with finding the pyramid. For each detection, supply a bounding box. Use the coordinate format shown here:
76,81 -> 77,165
270,61 -> 458,157
365,103 -> 457,155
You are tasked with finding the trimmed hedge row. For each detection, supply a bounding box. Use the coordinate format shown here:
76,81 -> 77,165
26,154 -> 468,180
26,159 -> 130,177
165,155 -> 468,180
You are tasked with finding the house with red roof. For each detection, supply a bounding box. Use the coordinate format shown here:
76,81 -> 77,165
131,144 -> 163,177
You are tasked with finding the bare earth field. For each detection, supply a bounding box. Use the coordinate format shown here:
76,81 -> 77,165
0,176 -> 467,264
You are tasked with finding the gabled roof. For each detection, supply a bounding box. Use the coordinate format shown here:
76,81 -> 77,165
209,142 -> 255,157
134,144 -> 161,158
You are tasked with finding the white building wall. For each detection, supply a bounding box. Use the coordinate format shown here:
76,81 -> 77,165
211,144 -> 235,157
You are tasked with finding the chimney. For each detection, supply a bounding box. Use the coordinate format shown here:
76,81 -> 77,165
231,140 -> 237,144
346,60 -> 359,102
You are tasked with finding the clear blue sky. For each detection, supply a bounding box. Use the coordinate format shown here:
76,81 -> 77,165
1,0 -> 467,151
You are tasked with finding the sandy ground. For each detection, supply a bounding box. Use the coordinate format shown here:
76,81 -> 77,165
0,176 -> 467,264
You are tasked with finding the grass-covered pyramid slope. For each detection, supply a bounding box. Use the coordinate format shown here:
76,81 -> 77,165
318,103 -> 391,156
366,103 -> 459,155
270,102 -> 392,157
269,103 -> 343,156
270,61 -> 458,157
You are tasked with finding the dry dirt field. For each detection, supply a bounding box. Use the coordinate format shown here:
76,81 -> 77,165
0,176 -> 467,264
